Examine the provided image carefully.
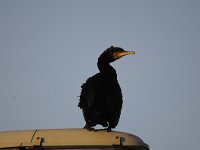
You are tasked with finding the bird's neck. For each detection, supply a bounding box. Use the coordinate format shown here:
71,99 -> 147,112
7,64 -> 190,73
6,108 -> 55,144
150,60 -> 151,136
97,55 -> 116,77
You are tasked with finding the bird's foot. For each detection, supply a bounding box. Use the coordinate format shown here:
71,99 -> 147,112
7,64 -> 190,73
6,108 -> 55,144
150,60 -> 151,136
83,124 -> 95,131
100,127 -> 112,132
106,127 -> 112,132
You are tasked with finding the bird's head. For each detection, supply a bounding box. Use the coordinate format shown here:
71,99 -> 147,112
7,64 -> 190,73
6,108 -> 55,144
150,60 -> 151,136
104,46 -> 135,62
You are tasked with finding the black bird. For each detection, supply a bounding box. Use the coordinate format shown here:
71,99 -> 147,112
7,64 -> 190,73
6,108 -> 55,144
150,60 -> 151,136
78,46 -> 135,131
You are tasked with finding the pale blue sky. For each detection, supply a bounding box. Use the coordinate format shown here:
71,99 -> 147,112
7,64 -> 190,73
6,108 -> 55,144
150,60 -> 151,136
0,1 -> 200,150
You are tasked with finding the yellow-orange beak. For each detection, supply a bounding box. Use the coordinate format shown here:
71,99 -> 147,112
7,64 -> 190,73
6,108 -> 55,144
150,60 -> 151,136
113,51 -> 136,59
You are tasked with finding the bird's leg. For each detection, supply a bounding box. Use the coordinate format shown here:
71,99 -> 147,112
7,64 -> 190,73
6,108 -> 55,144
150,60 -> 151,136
83,124 -> 95,131
106,127 -> 112,132
83,123 -> 90,129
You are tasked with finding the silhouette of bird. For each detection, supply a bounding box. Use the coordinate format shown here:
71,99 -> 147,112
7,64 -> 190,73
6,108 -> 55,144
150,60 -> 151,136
78,46 -> 135,131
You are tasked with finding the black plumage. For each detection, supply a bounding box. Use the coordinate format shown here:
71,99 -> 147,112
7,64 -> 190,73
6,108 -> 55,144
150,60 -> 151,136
78,46 -> 135,130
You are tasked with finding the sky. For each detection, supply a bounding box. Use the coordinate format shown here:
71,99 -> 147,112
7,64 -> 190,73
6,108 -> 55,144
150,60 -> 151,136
0,0 -> 200,150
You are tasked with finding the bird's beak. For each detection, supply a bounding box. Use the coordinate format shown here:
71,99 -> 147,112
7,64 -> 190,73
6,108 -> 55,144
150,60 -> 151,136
113,51 -> 136,59
123,50 -> 136,56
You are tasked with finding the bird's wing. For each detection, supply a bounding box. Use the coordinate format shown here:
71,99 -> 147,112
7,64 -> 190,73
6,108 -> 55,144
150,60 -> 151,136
79,73 -> 102,108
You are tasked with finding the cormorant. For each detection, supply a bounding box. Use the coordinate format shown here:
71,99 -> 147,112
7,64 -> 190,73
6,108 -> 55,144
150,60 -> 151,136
78,46 -> 135,131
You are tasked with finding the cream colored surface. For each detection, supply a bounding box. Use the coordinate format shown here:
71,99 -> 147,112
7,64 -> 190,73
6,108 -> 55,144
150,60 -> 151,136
0,128 -> 148,149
